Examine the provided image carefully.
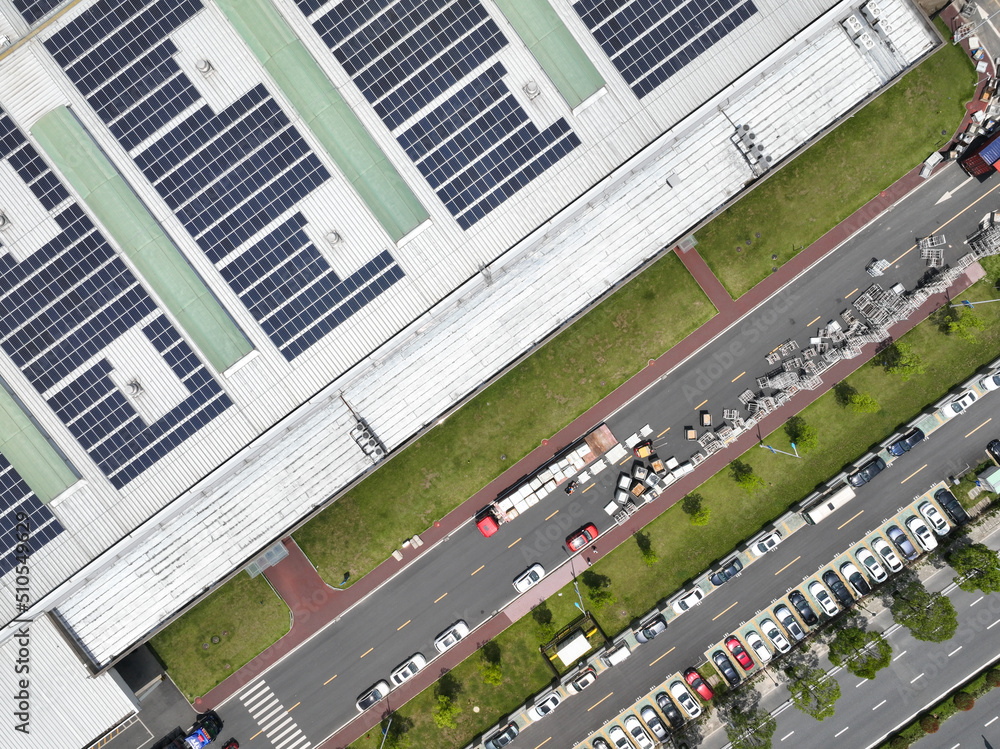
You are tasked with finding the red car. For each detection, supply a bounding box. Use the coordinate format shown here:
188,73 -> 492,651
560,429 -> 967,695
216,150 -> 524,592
566,523 -> 599,552
725,636 -> 755,671
683,668 -> 714,701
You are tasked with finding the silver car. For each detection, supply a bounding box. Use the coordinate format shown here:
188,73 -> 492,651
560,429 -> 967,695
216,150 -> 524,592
774,604 -> 805,641
870,537 -> 903,573
639,706 -> 668,741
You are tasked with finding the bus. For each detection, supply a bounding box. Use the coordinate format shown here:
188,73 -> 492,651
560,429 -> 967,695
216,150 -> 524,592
801,484 -> 857,525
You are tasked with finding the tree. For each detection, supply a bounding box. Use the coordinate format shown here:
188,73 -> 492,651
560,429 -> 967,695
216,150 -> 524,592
784,415 -> 818,453
948,309 -> 986,342
919,715 -> 940,734
379,713 -> 413,748
682,493 -> 712,526
954,692 -> 975,711
889,581 -> 958,642
785,664 -> 841,721
635,531 -> 658,567
827,627 -> 892,680
720,695 -> 777,749
950,543 -> 1000,594
582,570 -> 617,611
432,694 -> 460,729
847,392 -> 881,414
876,341 -> 926,381
730,460 -> 765,495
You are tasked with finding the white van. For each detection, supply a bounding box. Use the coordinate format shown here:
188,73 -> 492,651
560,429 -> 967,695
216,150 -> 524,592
600,643 -> 632,667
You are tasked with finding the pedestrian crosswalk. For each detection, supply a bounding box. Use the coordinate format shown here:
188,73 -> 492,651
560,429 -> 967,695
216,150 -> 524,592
240,681 -> 310,749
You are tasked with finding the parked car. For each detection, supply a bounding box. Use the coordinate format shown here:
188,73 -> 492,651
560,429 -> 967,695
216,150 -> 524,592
941,390 -> 978,420
979,370 -> 1000,392
918,501 -> 951,536
569,667 -> 597,693
530,691 -> 562,721
724,636 -> 754,670
485,723 -> 519,749
390,653 -> 426,686
356,681 -> 390,712
774,604 -> 805,640
673,588 -> 704,614
635,614 -> 667,644
848,456 -> 887,487
434,620 -> 469,653
567,524 -> 599,552
513,563 -> 545,593
640,706 -> 668,741
655,691 -> 686,728
934,488 -> 970,526
788,590 -> 819,626
684,667 -> 715,700
906,516 -> 938,551
744,629 -> 772,663
607,725 -> 634,749
888,428 -> 925,456
808,580 -> 839,616
855,547 -> 888,583
822,569 -> 854,607
887,524 -> 919,561
870,536 -> 904,573
670,680 -> 702,717
989,439 -> 1000,465
624,715 -> 654,749
710,557 -> 744,586
840,562 -> 872,596
592,740 -> 611,749
751,531 -> 782,557
760,617 -> 791,653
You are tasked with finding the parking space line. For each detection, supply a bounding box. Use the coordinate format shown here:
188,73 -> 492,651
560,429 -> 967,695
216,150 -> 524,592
434,592 -> 447,603
845,288 -> 859,299
893,650 -> 907,661
695,399 -> 708,410
834,727 -> 849,738
965,418 -> 992,439
323,674 -> 337,685
545,510 -> 559,521
657,427 -> 670,437
837,510 -> 864,530
900,464 -> 927,484
588,692 -> 614,712
397,620 -> 411,631
534,738 -> 552,749
971,597 -> 984,607
360,647 -> 373,658
731,372 -> 745,382
780,731 -> 794,741
949,646 -> 963,656
910,673 -> 924,684
508,538 -> 521,548
649,646 -> 676,667
986,717 -> 999,728
807,315 -> 822,327
712,601 -> 739,621
774,556 -> 800,575
873,700 -> 886,710
471,565 -> 484,576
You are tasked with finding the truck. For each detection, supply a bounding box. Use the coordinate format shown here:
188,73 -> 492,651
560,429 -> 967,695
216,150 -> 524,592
475,505 -> 507,538
166,713 -> 237,749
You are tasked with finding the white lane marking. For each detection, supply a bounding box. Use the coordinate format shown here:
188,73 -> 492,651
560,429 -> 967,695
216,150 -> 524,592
987,717 -> 999,728
893,650 -> 907,661
971,596 -> 985,607
989,619 -> 1000,629
873,700 -> 887,710
910,673 -> 925,683
950,743 -> 961,749
780,731 -> 794,741
835,727 -> 850,737
855,680 -> 867,688
949,646 -> 963,657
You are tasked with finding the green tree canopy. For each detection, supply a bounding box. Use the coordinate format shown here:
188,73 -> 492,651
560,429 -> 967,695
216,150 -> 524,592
784,415 -> 818,453
731,460 -> 765,495
948,309 -> 986,342
432,694 -> 460,729
785,664 -> 841,721
828,627 -> 892,680
847,392 -> 881,414
950,543 -> 1000,594
720,695 -> 778,749
889,580 -> 958,642
875,341 -> 926,381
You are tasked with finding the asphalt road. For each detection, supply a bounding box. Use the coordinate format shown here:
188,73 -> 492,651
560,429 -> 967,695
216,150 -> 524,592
217,164 -> 1000,748
910,684 -> 1000,749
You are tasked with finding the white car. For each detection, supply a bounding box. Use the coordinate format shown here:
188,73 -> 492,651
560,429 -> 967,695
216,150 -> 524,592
760,617 -> 791,653
870,536 -> 903,573
669,681 -> 702,718
356,680 -> 390,712
808,580 -> 839,616
434,620 -> 469,653
855,547 -> 888,583
569,667 -> 597,693
774,604 -> 805,641
624,715 -> 654,749
941,390 -> 978,420
744,629 -> 772,663
513,563 -> 545,593
919,501 -> 951,536
530,691 -> 562,721
607,724 -> 635,749
672,588 -> 704,615
390,653 -> 426,685
751,531 -> 782,557
906,516 -> 938,551
979,371 -> 1000,392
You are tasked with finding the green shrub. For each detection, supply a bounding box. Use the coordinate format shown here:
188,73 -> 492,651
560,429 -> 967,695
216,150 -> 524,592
988,668 -> 1000,688
888,736 -> 909,749
919,715 -> 940,734
954,692 -> 975,711
935,697 -> 957,721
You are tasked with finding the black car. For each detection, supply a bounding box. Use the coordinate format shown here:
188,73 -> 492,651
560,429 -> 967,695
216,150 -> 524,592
934,488 -> 970,526
822,570 -> 854,607
710,558 -> 744,586
848,456 -> 887,487
484,723 -> 519,749
635,614 -> 667,643
712,650 -> 741,687
655,692 -> 685,729
888,428 -> 925,456
788,590 -> 819,626
988,439 -> 1000,466
887,524 -> 919,561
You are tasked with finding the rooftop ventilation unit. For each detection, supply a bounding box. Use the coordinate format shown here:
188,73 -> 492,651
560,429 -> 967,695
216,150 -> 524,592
862,0 -> 882,23
196,59 -> 214,77
126,379 -> 143,397
874,19 -> 893,37
843,14 -> 863,37
523,80 -> 541,100
325,231 -> 342,246
855,32 -> 875,51
350,420 -> 387,462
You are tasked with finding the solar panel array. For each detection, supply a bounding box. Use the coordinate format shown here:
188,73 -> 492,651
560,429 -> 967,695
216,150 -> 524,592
12,0 -> 62,25
573,0 -> 759,98
303,0 -> 580,229
44,0 -> 405,360
0,454 -> 64,578
0,106 -> 232,489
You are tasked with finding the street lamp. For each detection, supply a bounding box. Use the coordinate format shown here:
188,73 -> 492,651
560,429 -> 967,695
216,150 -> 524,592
759,442 -> 800,458
950,298 -> 1000,308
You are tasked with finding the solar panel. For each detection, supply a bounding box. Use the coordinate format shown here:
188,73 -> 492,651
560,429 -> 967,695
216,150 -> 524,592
0,106 -> 232,488
306,0 -> 579,227
44,0 -> 404,360
572,0 -> 759,98
0,454 -> 64,579
11,0 -> 62,24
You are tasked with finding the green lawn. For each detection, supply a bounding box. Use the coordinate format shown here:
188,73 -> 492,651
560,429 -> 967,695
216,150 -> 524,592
295,253 -> 715,586
148,573 -> 289,701
696,20 -> 975,299
359,272 -> 1000,749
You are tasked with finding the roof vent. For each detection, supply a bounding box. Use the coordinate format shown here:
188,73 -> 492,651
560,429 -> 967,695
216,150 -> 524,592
126,379 -> 144,397
326,231 -> 342,246
842,15 -> 863,37
523,80 -> 541,100
0,211 -> 8,228
196,59 -> 215,77
862,0 -> 882,23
